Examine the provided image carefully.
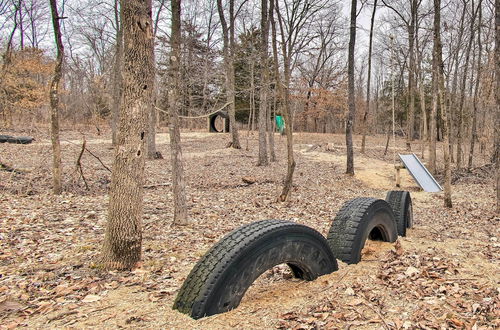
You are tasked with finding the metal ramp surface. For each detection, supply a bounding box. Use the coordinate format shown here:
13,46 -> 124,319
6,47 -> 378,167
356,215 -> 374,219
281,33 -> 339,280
399,153 -> 443,192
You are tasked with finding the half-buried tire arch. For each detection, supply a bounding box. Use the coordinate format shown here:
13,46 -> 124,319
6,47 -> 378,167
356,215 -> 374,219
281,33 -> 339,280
385,190 -> 413,235
173,219 -> 338,319
327,197 -> 398,265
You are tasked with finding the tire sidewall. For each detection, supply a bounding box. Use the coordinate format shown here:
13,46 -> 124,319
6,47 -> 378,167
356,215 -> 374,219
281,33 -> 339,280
200,226 -> 336,318
351,202 -> 398,263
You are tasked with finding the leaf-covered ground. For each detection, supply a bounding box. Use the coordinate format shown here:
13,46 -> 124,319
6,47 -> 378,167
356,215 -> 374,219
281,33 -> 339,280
0,128 -> 498,329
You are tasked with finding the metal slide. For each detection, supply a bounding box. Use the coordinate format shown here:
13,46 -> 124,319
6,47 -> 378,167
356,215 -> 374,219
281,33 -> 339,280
399,153 -> 443,192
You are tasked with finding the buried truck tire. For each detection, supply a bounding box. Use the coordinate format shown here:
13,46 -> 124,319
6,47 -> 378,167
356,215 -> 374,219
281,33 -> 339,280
327,197 -> 398,265
385,190 -> 413,235
173,219 -> 338,319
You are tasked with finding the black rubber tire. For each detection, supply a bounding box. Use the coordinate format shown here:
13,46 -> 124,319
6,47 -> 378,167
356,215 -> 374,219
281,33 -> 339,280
0,135 -> 34,144
326,197 -> 398,265
385,190 -> 413,234
173,219 -> 338,319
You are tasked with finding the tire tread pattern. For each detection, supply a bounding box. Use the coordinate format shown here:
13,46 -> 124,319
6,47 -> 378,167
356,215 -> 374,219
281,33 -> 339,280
173,219 -> 336,319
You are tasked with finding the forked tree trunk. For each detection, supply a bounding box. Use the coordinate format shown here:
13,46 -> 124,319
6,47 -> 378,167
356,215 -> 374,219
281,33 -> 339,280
101,0 -> 154,270
217,0 -> 241,149
169,0 -> 189,225
257,0 -> 269,166
434,0 -> 452,208
361,0 -> 377,154
49,0 -> 64,195
346,0 -> 357,175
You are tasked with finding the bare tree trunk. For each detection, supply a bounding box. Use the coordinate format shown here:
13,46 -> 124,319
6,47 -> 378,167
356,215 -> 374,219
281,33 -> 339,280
111,0 -> 123,146
274,0 -> 295,201
266,0 -> 276,162
406,0 -> 418,151
417,25 -> 427,159
169,0 -> 189,225
258,0 -> 269,165
429,55 -> 437,174
434,0 -> 452,208
217,0 -> 241,149
495,0 -> 500,214
457,0 -> 477,169
346,0 -> 357,175
49,0 -> 64,195
469,0 -> 482,170
267,97 -> 276,161
278,65 -> 296,201
361,0 -> 377,154
101,0 -> 154,270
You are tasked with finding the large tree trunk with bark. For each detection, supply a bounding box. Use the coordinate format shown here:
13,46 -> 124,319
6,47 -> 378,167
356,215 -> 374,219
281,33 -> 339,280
346,0 -> 357,175
169,0 -> 189,225
49,0 -> 64,195
361,0 -> 377,154
101,0 -> 154,270
433,0 -> 452,208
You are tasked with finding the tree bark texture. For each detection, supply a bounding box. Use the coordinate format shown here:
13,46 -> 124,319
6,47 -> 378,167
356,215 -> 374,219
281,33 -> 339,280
274,0 -> 295,201
346,0 -> 357,175
217,0 -> 241,149
406,0 -> 418,151
457,1 -> 476,169
434,0 -> 452,208
49,0 -> 64,195
101,0 -> 154,270
495,0 -> 499,214
468,1 -> 482,170
258,0 -> 269,166
361,0 -> 377,154
169,0 -> 189,225
111,0 -> 123,146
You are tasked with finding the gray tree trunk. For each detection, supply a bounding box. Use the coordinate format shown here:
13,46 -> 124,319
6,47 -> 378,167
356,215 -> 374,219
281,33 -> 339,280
49,0 -> 64,195
468,0 -> 483,170
434,0 -> 452,208
111,0 -> 123,146
258,0 -> 269,166
495,0 -> 499,214
169,0 -> 189,225
101,0 -> 154,270
346,0 -> 357,175
217,0 -> 241,149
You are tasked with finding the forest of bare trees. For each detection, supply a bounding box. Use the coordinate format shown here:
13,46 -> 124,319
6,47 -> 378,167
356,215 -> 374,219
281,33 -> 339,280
1,1 -> 500,327
1,0 -> 499,264
1,0 -> 497,166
